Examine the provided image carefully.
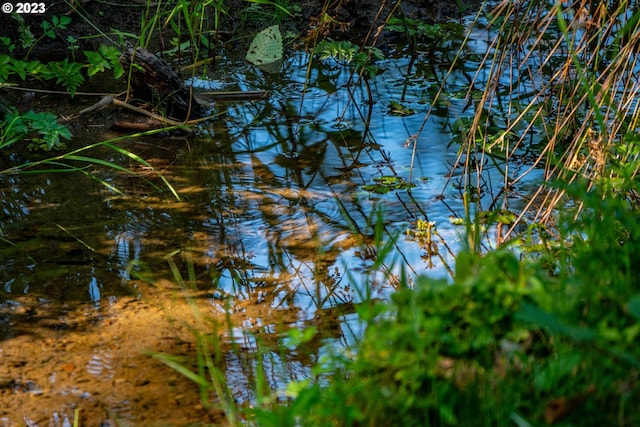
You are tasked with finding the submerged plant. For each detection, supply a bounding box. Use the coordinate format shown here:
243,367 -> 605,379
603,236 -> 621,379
0,126 -> 182,199
386,16 -> 464,59
314,40 -> 384,78
362,175 -> 415,194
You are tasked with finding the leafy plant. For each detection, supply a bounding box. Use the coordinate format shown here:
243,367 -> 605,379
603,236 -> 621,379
387,100 -> 415,116
9,14 -> 36,51
84,45 -> 124,78
386,16 -> 463,57
153,0 -> 228,61
0,45 -> 123,95
0,36 -> 16,54
1,109 -> 72,150
314,40 -> 384,78
0,55 -> 44,81
242,181 -> 640,426
25,15 -> 72,59
66,35 -> 80,56
40,58 -> 85,96
362,175 -> 415,194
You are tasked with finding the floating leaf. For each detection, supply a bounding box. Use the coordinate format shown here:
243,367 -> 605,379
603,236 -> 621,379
388,100 -> 415,116
362,175 -> 415,194
477,209 -> 517,225
246,25 -> 283,66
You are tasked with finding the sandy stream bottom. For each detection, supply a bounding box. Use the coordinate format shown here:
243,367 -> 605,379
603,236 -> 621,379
0,281 -> 255,426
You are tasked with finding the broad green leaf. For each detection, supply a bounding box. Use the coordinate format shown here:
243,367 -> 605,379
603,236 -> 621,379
84,50 -> 110,77
246,25 -> 283,66
533,354 -> 583,392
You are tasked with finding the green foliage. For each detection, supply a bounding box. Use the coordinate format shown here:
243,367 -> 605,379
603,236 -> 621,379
65,35 -> 80,55
245,0 -> 297,20
40,58 -> 85,96
9,14 -> 36,50
152,0 -> 230,60
1,11 -> 121,95
84,45 -> 124,78
362,175 -> 415,194
25,15 -> 72,59
0,36 -> 16,54
240,0 -> 300,29
0,55 -> 43,82
314,40 -> 384,78
532,180 -> 640,362
386,17 -> 463,52
0,44 -> 122,95
267,250 -> 536,427
1,109 -> 72,150
41,15 -> 71,38
387,100 -> 415,116
315,40 -> 360,63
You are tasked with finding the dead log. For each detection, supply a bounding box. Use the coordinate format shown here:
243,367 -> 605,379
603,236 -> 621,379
119,45 -> 206,121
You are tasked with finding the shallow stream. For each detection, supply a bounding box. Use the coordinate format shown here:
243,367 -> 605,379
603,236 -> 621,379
0,29 -> 541,425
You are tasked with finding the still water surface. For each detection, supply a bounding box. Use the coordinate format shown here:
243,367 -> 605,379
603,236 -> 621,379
0,41 -> 539,423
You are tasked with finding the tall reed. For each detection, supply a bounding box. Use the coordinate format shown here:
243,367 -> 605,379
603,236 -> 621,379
450,0 -> 640,237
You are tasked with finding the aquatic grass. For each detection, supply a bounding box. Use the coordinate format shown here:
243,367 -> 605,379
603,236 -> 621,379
148,248 -> 324,426
145,204 -> 401,425
144,0 -> 234,61
388,0 -> 640,244
151,248 -> 242,425
0,126 -> 184,199
450,1 -> 640,236
241,178 -> 640,427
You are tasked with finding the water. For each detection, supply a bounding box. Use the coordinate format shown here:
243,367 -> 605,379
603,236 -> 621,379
0,44 -> 540,423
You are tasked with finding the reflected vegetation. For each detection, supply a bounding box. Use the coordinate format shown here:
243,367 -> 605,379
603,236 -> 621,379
0,42 -> 541,422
